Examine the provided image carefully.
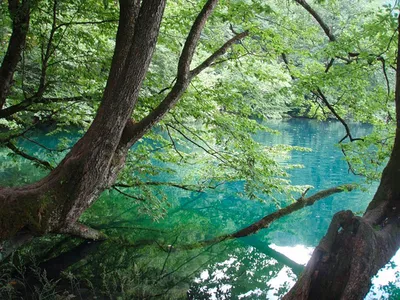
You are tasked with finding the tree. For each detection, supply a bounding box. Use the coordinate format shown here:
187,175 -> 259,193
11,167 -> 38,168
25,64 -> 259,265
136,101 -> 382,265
1,0 -> 399,298
0,0 -> 253,250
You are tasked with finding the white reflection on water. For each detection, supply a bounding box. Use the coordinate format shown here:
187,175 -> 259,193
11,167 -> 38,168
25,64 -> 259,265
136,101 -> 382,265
270,244 -> 400,299
271,244 -> 400,299
191,245 -> 400,299
367,249 -> 400,299
269,244 -> 314,265
264,266 -> 296,299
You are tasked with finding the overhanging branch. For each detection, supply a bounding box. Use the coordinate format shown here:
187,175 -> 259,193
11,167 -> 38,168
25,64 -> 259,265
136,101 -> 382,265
190,30 -> 249,77
313,88 -> 364,143
183,184 -> 355,249
294,0 -> 335,42
114,180 -> 216,193
0,94 -> 98,118
6,141 -> 53,170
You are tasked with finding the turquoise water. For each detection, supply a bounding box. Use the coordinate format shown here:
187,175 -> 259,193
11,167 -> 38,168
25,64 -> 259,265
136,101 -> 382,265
2,119 -> 399,299
183,119 -> 382,299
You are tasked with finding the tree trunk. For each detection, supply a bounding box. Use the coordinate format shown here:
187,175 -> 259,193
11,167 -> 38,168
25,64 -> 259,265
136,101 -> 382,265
0,0 -> 239,254
284,16 -> 400,300
0,0 -> 167,240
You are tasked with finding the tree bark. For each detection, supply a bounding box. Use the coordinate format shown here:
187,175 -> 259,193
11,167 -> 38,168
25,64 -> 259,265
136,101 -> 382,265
0,0 -> 249,251
0,0 -> 167,239
284,15 -> 400,300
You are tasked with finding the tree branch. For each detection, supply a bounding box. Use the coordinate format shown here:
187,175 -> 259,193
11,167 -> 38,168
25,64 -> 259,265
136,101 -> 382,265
121,1 -> 248,148
114,180 -> 214,193
176,0 -> 219,81
313,88 -> 364,143
0,0 -> 31,109
183,184 -> 355,249
165,124 -> 185,161
377,56 -> 391,96
0,94 -> 98,118
58,222 -> 107,240
36,0 -> 58,97
54,18 -> 118,30
6,141 -> 53,170
166,123 -> 228,164
22,135 -> 71,152
294,0 -> 335,42
112,186 -> 146,201
190,30 -> 249,77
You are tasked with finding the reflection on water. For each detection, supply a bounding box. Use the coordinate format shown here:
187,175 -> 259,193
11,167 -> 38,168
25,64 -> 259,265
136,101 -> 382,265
269,244 -> 313,265
189,246 -> 297,299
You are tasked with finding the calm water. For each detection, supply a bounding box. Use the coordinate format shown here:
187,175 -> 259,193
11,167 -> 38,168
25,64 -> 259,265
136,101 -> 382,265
1,119 -> 399,299
182,119 -> 385,299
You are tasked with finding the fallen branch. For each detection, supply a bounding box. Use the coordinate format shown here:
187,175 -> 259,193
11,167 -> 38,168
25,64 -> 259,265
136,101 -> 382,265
183,184 -> 355,249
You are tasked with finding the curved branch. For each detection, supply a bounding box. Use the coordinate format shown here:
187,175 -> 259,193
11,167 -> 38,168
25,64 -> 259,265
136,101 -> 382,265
177,0 -> 219,80
167,123 -> 228,164
121,0 -> 220,146
313,88 -> 364,143
0,94 -> 97,118
294,0 -> 335,42
377,56 -> 390,96
112,186 -> 146,202
165,124 -> 185,161
114,180 -> 215,193
22,136 -> 72,152
120,1 -> 249,147
128,29 -> 249,145
58,222 -> 107,240
282,53 -> 363,145
190,30 -> 249,77
54,18 -> 118,30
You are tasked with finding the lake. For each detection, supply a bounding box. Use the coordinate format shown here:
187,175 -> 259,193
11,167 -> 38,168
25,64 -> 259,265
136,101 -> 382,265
1,119 -> 398,299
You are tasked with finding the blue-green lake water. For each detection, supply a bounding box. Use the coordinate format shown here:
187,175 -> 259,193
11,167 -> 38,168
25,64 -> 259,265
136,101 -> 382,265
1,119 -> 399,299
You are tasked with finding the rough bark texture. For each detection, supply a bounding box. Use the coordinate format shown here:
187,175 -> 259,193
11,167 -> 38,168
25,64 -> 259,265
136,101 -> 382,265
0,0 -> 250,258
0,0 -> 167,240
284,15 -> 400,300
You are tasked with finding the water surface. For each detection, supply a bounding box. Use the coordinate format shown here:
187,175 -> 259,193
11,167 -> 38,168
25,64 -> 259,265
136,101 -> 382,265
1,119 -> 399,299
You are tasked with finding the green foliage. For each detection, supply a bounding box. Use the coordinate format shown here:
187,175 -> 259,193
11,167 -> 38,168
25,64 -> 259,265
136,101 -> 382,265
0,0 -> 399,296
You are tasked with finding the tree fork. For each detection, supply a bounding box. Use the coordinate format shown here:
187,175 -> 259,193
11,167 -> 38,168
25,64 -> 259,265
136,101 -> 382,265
0,0 -> 168,241
0,0 -> 250,247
